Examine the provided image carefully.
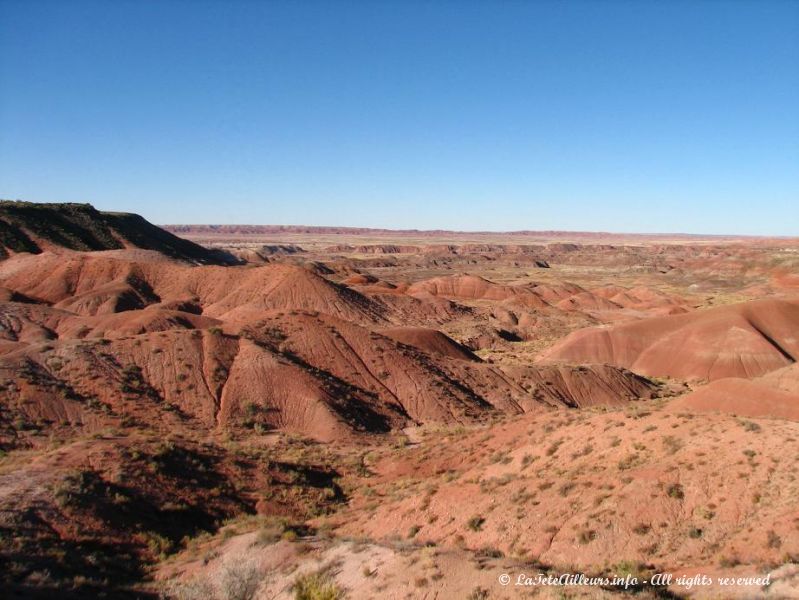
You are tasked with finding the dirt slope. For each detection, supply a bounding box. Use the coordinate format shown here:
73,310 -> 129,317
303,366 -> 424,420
540,297 -> 799,381
378,327 -> 480,361
668,363 -> 799,419
334,407 -> 799,572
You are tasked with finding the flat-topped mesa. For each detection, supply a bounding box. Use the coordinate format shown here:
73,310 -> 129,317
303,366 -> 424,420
0,200 -> 237,264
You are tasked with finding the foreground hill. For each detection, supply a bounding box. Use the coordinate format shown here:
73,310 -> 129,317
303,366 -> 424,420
0,201 -> 235,264
334,406 -> 799,573
156,405 -> 799,600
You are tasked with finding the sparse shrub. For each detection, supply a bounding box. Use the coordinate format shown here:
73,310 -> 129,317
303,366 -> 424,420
467,516 -> 485,531
578,529 -> 597,544
292,569 -> 343,600
666,483 -> 684,500
255,517 -> 305,546
719,555 -> 740,568
215,556 -> 264,600
571,444 -> 593,458
144,531 -> 174,557
161,576 -> 215,600
475,546 -> 504,558
611,561 -> 649,581
739,420 -> 761,433
468,587 -> 490,600
662,435 -> 683,454
766,530 -> 781,549
545,440 -> 563,456
558,482 -> 575,497
617,452 -> 644,470
53,469 -> 101,508
276,528 -> 296,542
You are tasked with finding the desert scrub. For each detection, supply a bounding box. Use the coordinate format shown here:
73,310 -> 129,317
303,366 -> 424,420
545,439 -> 563,457
739,420 -> 761,433
766,530 -> 781,549
617,453 -> 643,470
164,556 -> 264,600
161,576 -> 215,600
571,444 -> 593,458
688,527 -> 703,539
666,483 -> 685,500
216,556 -> 264,600
467,516 -> 485,531
292,569 -> 343,600
662,435 -> 683,454
558,482 -> 576,497
577,528 -> 598,544
255,517 -> 305,546
53,469 -> 103,508
468,587 -> 490,600
142,530 -> 174,558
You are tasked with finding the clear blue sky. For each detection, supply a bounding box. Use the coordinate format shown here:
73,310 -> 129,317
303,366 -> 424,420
1,1 -> 797,234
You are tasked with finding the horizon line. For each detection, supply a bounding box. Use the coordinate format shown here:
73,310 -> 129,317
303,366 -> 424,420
160,223 -> 798,240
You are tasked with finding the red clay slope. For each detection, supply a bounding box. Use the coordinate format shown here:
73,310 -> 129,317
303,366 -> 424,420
668,378 -> 799,420
540,297 -> 799,381
378,327 -> 480,361
0,309 -> 660,444
668,363 -> 799,419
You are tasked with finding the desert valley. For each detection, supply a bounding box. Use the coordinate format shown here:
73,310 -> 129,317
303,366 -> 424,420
0,200 -> 798,599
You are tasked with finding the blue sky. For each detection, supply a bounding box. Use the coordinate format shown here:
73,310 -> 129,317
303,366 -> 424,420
1,1 -> 797,234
